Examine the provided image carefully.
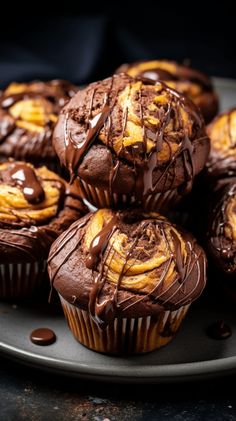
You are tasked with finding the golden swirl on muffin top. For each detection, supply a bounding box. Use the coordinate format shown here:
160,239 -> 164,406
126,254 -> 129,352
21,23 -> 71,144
83,209 -> 187,294
97,79 -> 197,164
5,82 -> 57,133
0,162 -> 63,224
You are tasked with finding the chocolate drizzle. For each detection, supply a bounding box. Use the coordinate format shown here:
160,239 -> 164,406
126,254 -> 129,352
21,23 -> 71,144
86,215 -> 118,269
65,103 -> 112,183
48,211 -> 206,327
62,74 -> 208,204
1,162 -> 45,204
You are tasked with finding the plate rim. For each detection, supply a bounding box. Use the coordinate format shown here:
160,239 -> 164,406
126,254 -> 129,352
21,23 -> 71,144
1,339 -> 236,382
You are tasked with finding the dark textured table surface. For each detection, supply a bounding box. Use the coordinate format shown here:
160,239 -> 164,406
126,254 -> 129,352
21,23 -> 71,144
0,357 -> 236,421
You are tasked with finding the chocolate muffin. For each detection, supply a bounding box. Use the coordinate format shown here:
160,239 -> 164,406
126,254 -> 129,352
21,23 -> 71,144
0,160 -> 87,299
53,73 -> 210,211
0,80 -> 77,173
207,108 -> 236,179
207,177 -> 236,275
116,60 -> 219,123
48,209 -> 207,354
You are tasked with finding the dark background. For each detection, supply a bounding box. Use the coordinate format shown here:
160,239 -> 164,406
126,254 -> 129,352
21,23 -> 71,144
0,4 -> 235,88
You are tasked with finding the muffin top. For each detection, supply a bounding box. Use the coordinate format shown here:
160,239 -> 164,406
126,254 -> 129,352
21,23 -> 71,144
208,178 -> 236,274
207,108 -> 236,179
0,160 -> 87,262
48,209 -> 207,325
53,73 -> 209,200
116,60 -> 219,123
0,80 -> 76,161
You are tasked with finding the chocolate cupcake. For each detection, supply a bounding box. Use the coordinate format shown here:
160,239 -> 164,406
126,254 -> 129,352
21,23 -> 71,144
48,209 -> 207,354
53,74 -> 210,211
116,60 -> 219,123
0,80 -> 77,174
0,160 -> 87,300
207,108 -> 236,179
207,177 -> 236,275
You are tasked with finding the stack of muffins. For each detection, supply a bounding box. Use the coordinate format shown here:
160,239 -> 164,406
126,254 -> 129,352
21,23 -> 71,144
1,58 -> 230,356
0,80 -> 88,299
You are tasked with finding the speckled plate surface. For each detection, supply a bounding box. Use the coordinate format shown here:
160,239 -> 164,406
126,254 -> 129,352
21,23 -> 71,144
0,77 -> 236,383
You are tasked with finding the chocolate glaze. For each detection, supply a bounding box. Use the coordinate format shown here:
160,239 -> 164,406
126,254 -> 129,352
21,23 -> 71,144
54,74 -> 209,208
206,321 -> 232,340
1,162 -> 45,204
0,80 -> 77,164
48,210 -> 207,327
30,328 -> 56,345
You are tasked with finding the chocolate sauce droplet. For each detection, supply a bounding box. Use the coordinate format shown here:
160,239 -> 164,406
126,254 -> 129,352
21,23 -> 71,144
30,328 -> 56,346
206,321 -> 232,340
1,162 -> 45,204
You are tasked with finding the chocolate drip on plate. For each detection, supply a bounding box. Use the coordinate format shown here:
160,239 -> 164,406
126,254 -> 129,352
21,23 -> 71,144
30,328 -> 56,345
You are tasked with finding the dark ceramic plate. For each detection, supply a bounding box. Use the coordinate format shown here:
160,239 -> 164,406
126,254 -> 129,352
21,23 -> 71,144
0,77 -> 236,383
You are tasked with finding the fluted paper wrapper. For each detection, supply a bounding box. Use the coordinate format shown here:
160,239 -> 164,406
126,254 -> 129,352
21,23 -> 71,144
60,295 -> 190,355
77,178 -> 180,212
0,261 -> 47,300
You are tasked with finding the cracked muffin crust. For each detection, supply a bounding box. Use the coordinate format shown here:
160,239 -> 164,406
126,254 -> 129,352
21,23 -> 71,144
116,60 -> 219,123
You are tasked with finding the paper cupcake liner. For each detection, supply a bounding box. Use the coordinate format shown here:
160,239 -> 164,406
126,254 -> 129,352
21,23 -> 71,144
0,261 -> 47,300
60,295 -> 190,355
77,178 -> 180,211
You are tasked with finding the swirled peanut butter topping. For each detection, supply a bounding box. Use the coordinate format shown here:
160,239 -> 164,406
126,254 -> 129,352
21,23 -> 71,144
84,209 -> 187,294
207,109 -> 236,159
97,79 -> 195,164
0,162 -> 63,225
